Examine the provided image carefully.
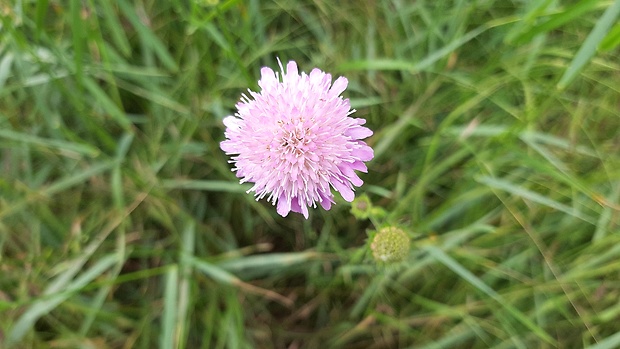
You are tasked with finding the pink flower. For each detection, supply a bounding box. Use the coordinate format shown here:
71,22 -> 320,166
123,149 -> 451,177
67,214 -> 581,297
220,60 -> 374,218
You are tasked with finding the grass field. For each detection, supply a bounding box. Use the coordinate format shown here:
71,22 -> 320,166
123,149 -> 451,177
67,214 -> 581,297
1,0 -> 620,348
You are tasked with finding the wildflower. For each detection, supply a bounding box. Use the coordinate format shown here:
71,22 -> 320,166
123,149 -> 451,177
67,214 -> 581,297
370,227 -> 410,263
220,60 -> 374,218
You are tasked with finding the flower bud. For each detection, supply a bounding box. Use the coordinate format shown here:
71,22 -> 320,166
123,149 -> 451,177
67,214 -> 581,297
370,227 -> 410,263
350,193 -> 372,220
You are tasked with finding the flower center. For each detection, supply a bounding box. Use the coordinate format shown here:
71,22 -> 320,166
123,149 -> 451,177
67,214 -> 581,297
277,117 -> 311,157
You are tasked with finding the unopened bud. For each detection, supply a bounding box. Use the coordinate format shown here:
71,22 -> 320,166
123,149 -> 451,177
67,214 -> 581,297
370,227 -> 410,263
351,193 -> 372,220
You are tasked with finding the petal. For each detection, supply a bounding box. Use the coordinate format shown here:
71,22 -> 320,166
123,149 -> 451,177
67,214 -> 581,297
318,191 -> 334,210
286,61 -> 298,75
339,164 -> 363,186
284,61 -> 299,85
290,197 -> 309,219
258,67 -> 277,89
345,126 -> 373,139
300,201 -> 309,219
260,67 -> 275,79
331,76 -> 348,96
290,197 -> 301,213
309,68 -> 325,85
331,179 -> 355,202
350,160 -> 368,173
276,194 -> 291,217
220,140 -> 237,154
349,172 -> 363,187
222,116 -> 241,130
352,144 -> 374,161
319,194 -> 333,210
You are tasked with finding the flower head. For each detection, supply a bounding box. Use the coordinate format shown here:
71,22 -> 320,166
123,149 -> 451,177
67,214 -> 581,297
370,227 -> 410,263
220,60 -> 374,218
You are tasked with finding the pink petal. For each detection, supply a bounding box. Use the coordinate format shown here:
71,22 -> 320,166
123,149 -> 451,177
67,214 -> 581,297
259,67 -> 277,89
277,194 -> 291,217
289,197 -> 309,219
319,194 -> 332,210
352,145 -> 374,161
286,61 -> 298,74
349,172 -> 363,187
350,161 -> 368,173
331,76 -> 348,96
345,126 -> 373,139
284,61 -> 298,85
332,179 -> 355,202
309,68 -> 325,85
222,116 -> 240,130
339,165 -> 363,186
220,140 -> 236,154
300,201 -> 309,219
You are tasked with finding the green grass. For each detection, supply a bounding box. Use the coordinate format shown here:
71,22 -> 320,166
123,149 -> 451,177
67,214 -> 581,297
1,0 -> 619,348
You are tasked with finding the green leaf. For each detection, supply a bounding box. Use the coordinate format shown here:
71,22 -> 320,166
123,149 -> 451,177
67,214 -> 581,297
0,129 -> 100,157
425,246 -> 555,345
161,179 -> 251,193
599,22 -> 620,51
477,175 -> 596,224
510,0 -> 601,45
99,0 -> 132,56
586,331 -> 620,349
160,266 -> 179,349
116,0 -> 178,71
8,254 -> 119,345
557,0 -> 620,89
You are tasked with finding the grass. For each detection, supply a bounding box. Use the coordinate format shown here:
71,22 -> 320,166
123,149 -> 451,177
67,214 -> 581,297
1,0 -> 619,348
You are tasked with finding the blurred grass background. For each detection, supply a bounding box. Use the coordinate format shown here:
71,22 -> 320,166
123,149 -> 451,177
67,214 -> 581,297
1,0 -> 620,348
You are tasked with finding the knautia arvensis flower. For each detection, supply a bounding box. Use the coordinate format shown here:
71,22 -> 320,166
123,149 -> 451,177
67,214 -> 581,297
220,60 -> 374,218
370,227 -> 410,263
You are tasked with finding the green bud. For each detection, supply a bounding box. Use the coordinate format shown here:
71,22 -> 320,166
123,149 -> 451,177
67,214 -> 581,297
351,193 -> 373,220
370,227 -> 410,263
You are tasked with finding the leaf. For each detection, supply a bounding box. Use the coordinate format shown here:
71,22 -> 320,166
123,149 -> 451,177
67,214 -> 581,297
8,254 -> 119,345
0,129 -> 100,157
599,22 -> 620,51
509,0 -> 600,45
586,331 -> 620,349
160,266 -> 179,349
161,179 -> 251,193
339,24 -> 488,74
425,246 -> 555,345
557,0 -> 620,89
477,175 -> 596,224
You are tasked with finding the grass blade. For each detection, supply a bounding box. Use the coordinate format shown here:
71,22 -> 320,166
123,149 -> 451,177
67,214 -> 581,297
161,179 -> 251,193
217,251 -> 318,279
557,0 -> 620,89
586,331 -> 620,349
99,0 -> 131,56
599,22 -> 620,51
7,253 -> 119,345
477,175 -> 596,224
116,0 -> 178,71
510,0 -> 600,45
189,256 -> 292,307
0,129 -> 100,157
160,265 -> 179,349
425,246 -> 555,345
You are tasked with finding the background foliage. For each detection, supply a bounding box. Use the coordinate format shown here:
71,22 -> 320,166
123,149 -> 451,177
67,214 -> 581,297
1,0 -> 619,348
